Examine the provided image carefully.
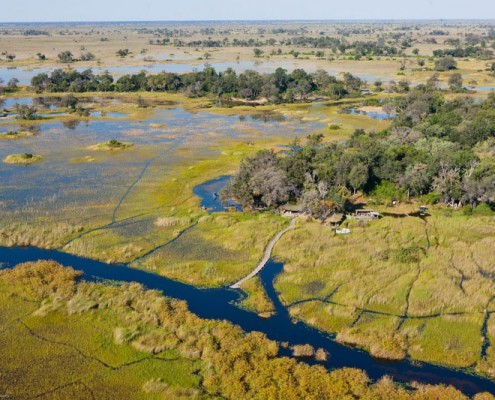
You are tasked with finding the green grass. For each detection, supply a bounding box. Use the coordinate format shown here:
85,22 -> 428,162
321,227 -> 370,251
337,313 -> 406,360
402,314 -> 484,368
88,139 -> 134,151
239,276 -> 275,316
0,130 -> 36,139
290,301 -> 356,332
133,212 -> 287,287
3,153 -> 43,164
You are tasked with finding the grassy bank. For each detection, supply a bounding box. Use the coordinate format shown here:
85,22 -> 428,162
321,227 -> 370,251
1,260 -> 493,400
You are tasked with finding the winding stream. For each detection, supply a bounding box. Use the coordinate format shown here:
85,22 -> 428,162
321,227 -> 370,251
0,246 -> 494,395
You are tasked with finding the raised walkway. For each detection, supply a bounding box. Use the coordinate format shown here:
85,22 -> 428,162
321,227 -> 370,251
230,218 -> 296,289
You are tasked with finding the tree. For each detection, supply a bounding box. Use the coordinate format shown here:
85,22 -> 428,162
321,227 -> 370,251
426,73 -> 440,88
80,52 -> 95,61
432,163 -> 462,205
462,161 -> 495,208
435,56 -> 457,71
97,71 -> 114,92
374,80 -> 383,92
116,49 -> 130,58
227,150 -> 294,209
301,187 -> 336,220
348,164 -> 369,194
31,73 -> 50,93
253,48 -> 263,58
399,163 -> 431,197
8,78 -> 19,89
448,73 -> 463,90
382,102 -> 396,115
249,168 -> 294,207
14,104 -> 38,120
398,80 -> 410,93
58,51 -> 74,63
61,94 -> 78,109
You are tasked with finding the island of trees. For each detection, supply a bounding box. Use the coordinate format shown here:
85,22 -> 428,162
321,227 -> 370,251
227,88 -> 495,218
30,67 -> 370,102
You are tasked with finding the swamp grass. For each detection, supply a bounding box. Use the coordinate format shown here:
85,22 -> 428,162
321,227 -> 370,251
3,152 -> 42,164
1,260 -> 493,400
134,212 -> 287,287
239,276 -> 276,316
88,139 -> 134,151
0,130 -> 36,139
273,208 -> 495,372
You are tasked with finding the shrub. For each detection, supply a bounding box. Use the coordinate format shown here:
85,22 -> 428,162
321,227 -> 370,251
473,203 -> 493,216
0,260 -> 81,300
371,181 -> 405,205
292,344 -> 315,357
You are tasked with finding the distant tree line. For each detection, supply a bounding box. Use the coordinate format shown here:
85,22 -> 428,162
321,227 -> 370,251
30,67 -> 367,102
170,36 -> 404,56
228,88 -> 495,216
433,46 -> 494,60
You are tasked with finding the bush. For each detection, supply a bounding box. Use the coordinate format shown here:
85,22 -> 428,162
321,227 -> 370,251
371,181 -> 405,205
392,246 -> 422,263
435,56 -> 457,71
473,203 -> 493,216
292,344 -> 315,357
421,191 -> 442,205
462,205 -> 474,216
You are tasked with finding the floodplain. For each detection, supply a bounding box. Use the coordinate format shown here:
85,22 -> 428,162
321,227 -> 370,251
2,19 -> 495,399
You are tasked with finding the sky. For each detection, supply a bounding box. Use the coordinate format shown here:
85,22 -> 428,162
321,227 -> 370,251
1,0 -> 495,23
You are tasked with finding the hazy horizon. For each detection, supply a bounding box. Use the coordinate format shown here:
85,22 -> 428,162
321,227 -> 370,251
2,0 -> 495,23
2,18 -> 495,25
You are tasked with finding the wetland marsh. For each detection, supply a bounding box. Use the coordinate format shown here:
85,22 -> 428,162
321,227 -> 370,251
2,18 -> 495,399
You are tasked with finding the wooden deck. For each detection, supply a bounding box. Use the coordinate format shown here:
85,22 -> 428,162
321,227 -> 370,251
230,218 -> 296,289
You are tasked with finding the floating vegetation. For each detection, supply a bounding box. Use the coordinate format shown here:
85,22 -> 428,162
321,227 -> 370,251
292,344 -> 315,358
3,153 -> 43,165
70,155 -> 96,163
0,131 -> 36,139
88,139 -> 134,151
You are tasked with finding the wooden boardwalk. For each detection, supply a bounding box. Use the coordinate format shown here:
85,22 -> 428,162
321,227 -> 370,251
230,218 -> 296,289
